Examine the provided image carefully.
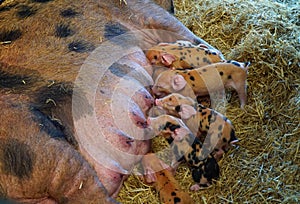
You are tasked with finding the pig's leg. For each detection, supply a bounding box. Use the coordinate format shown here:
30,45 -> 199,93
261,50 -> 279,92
225,77 -> 247,108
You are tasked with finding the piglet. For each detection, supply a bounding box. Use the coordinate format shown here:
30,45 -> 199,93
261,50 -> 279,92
146,40 -> 224,69
155,93 -> 239,161
145,115 -> 220,190
142,153 -> 193,204
152,61 -> 250,108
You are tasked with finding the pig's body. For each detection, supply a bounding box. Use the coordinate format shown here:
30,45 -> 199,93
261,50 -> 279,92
0,0 -> 220,203
155,93 -> 238,161
0,95 -> 116,204
152,62 -> 249,107
142,153 -> 193,204
146,41 -> 223,69
146,115 -> 220,190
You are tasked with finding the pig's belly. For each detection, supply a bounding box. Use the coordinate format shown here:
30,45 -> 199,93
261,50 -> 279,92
72,46 -> 153,195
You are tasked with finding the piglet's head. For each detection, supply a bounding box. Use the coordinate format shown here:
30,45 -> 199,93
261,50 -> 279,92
155,93 -> 196,118
152,71 -> 185,96
163,121 -> 190,142
146,115 -> 190,142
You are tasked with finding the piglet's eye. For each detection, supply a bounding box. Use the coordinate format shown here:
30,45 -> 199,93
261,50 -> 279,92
175,105 -> 181,112
154,55 -> 158,60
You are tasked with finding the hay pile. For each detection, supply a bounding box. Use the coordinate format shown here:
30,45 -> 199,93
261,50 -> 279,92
118,0 -> 299,203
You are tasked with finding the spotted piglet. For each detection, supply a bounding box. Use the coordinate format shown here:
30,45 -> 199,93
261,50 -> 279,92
146,40 -> 224,69
152,61 -> 250,108
146,115 -> 220,190
142,153 -> 193,204
155,93 -> 238,161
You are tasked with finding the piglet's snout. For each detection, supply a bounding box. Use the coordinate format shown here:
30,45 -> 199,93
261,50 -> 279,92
155,99 -> 162,106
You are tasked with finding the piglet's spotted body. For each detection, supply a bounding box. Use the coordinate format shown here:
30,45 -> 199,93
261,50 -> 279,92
146,40 -> 224,69
146,115 -> 220,190
142,154 -> 193,204
152,61 -> 250,108
155,93 -> 238,161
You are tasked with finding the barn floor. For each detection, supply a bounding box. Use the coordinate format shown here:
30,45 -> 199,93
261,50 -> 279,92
117,0 -> 299,203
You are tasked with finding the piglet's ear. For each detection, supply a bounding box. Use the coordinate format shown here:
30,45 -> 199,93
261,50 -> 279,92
171,127 -> 189,141
172,74 -> 187,91
161,53 -> 176,66
179,104 -> 197,119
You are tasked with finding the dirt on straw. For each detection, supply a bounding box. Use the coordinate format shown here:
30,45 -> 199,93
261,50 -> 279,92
118,0 -> 300,203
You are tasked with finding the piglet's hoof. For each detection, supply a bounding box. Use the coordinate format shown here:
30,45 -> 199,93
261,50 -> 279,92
144,168 -> 157,184
190,184 -> 201,191
190,183 -> 210,191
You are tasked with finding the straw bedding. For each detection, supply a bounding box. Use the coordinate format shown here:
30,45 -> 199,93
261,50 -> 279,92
117,0 -> 299,203
1,0 -> 298,203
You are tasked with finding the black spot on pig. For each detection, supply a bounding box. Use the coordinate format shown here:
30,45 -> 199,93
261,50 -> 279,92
174,197 -> 181,203
175,105 -> 181,112
0,29 -> 22,42
31,107 -> 66,140
166,136 -> 174,144
0,139 -> 34,179
191,167 -> 203,183
34,82 -> 73,109
60,8 -> 79,17
0,63 -> 38,90
108,63 -> 131,77
68,40 -> 95,53
203,57 -> 211,64
160,172 -> 166,176
16,5 -> 36,19
208,111 -> 217,124
55,24 -> 74,38
218,125 -> 223,131
203,156 -> 219,181
104,22 -> 128,40
34,82 -> 93,121
164,122 -> 180,132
